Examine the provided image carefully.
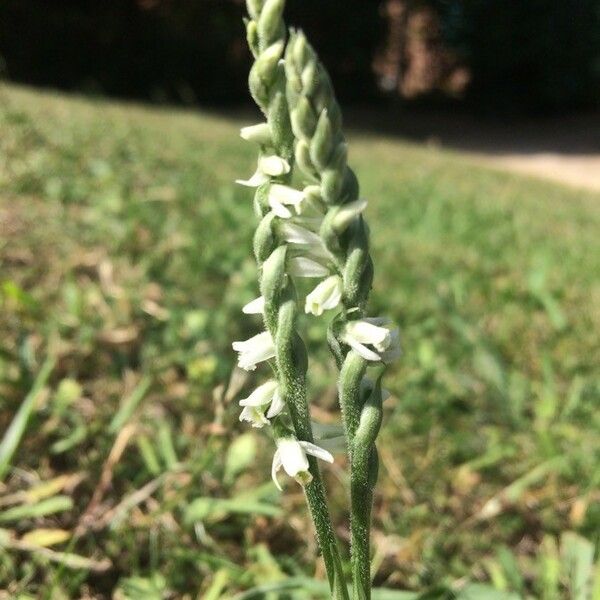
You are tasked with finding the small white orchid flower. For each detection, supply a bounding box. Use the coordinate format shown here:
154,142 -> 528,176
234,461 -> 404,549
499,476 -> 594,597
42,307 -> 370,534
288,256 -> 330,278
268,184 -> 305,218
305,275 -> 343,316
236,155 -> 291,187
332,198 -> 368,232
238,380 -> 285,427
281,222 -> 322,246
232,331 -> 276,371
281,222 -> 331,262
340,318 -> 400,363
240,123 -> 272,145
271,438 -> 334,490
242,296 -> 265,314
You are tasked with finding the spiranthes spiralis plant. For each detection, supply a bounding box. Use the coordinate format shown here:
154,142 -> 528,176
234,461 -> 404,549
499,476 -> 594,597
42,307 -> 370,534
232,1 -> 400,598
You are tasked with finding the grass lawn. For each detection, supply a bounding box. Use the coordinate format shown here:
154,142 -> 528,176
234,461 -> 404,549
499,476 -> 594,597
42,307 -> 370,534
1,83 -> 599,599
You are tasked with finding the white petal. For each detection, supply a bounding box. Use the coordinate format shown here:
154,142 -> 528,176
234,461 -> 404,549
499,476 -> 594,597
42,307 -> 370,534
304,275 -> 342,316
239,380 -> 278,407
232,331 -> 275,371
235,170 -> 269,188
240,123 -> 272,145
277,438 -> 310,477
269,184 -> 305,210
299,441 -> 334,463
266,388 -> 285,418
332,198 -> 368,232
239,405 -> 269,428
259,155 -> 291,177
242,296 -> 265,314
345,320 -> 391,351
270,200 -> 293,219
271,449 -> 283,491
288,257 -> 330,278
345,338 -> 383,362
281,223 -> 322,246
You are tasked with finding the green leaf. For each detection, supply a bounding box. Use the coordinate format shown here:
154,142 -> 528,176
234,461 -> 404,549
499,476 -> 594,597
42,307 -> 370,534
184,496 -> 282,524
224,433 -> 257,485
0,357 -> 55,480
562,532 -> 595,600
109,376 -> 152,434
0,495 -> 74,523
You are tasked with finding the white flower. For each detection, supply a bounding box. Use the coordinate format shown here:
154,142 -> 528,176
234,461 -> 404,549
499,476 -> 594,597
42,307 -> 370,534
332,198 -> 368,232
340,318 -> 400,363
305,275 -> 343,316
238,380 -> 285,428
288,256 -> 330,278
281,222 -> 322,246
271,438 -> 334,490
268,184 -> 305,218
281,222 -> 330,262
232,331 -> 276,371
236,155 -> 291,187
259,155 -> 291,177
240,123 -> 272,145
242,296 -> 265,314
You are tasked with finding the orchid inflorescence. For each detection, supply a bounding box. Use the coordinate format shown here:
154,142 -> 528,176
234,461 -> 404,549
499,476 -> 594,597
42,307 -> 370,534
231,1 -> 400,597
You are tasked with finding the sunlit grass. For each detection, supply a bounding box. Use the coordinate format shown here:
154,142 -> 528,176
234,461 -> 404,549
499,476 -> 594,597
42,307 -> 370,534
1,83 -> 599,598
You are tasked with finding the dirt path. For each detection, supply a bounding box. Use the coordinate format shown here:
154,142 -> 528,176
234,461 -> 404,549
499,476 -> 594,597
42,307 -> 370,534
350,109 -> 600,192
472,153 -> 600,192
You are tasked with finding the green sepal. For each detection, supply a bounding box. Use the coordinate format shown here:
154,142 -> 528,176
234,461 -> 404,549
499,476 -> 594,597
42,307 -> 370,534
246,0 -> 264,20
355,374 -> 384,455
249,41 -> 284,109
291,95 -> 317,140
343,220 -> 371,308
295,139 -> 316,175
245,19 -> 260,58
253,209 -> 277,265
269,90 -> 294,161
310,109 -> 334,169
257,0 -> 286,48
260,244 -> 288,316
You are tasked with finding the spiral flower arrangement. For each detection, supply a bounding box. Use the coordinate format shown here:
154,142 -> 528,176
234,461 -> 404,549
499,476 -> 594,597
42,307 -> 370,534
232,1 -> 400,597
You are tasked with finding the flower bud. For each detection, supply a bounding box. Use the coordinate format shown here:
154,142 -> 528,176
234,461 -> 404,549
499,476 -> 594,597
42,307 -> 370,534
291,96 -> 317,141
258,0 -> 285,46
310,110 -> 334,169
240,123 -> 272,145
332,198 -> 368,233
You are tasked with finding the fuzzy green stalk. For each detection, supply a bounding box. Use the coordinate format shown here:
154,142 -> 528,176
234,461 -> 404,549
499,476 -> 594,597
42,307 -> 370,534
243,2 -> 348,597
284,30 -> 385,600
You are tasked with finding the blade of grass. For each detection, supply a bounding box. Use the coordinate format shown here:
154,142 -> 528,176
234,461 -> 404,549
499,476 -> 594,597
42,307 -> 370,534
109,376 -> 152,434
0,495 -> 73,523
0,356 -> 55,480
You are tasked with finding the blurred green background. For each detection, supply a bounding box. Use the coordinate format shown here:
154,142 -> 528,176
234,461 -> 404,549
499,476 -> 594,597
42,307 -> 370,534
1,1 -> 600,599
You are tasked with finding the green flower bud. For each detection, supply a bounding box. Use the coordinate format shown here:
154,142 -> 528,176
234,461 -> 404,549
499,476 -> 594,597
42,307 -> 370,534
258,0 -> 286,47
295,139 -> 316,175
253,208 -> 278,265
310,110 -> 334,169
291,95 -> 317,140
260,245 -> 288,309
245,19 -> 260,57
246,0 -> 264,20
269,91 -> 294,159
248,41 -> 284,108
